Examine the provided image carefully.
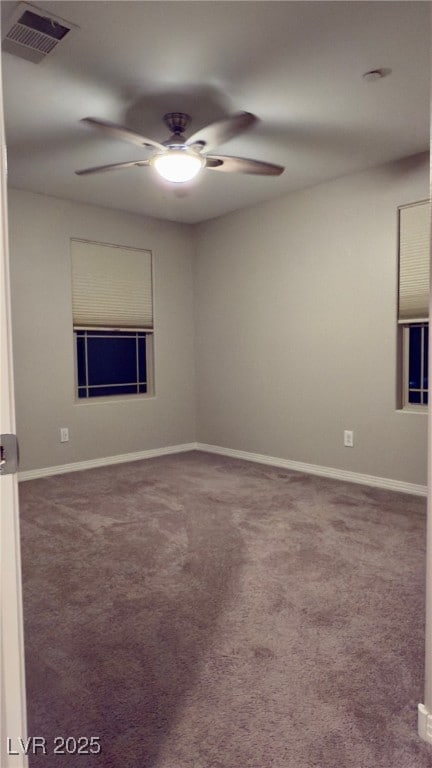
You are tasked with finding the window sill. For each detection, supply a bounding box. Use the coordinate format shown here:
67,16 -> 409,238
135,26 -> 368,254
396,406 -> 428,415
74,392 -> 155,406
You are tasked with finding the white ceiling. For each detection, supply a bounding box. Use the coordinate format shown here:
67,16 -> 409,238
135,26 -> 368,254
1,1 -> 430,224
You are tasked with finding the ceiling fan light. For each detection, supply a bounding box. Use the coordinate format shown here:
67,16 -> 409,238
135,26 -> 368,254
151,149 -> 204,183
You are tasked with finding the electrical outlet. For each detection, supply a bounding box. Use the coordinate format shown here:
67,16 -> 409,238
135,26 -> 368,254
60,427 -> 69,443
344,430 -> 354,447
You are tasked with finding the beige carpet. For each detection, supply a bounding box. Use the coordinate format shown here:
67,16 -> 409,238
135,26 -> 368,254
18,451 -> 431,767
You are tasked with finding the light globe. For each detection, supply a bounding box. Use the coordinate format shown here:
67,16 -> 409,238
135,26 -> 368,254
151,149 -> 204,183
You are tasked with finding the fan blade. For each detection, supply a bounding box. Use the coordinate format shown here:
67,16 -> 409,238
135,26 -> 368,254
75,159 -> 150,176
81,117 -> 165,151
186,112 -> 257,151
205,155 -> 284,176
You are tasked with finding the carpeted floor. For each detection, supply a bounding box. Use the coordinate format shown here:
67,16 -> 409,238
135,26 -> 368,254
18,451 -> 431,767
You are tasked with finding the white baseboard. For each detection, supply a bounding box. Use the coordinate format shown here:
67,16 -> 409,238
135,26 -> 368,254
18,443 -> 199,481
418,703 -> 432,744
19,440 -> 427,496
197,443 -> 427,497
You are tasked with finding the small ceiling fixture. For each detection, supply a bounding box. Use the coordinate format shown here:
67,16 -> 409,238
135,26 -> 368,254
362,68 -> 391,82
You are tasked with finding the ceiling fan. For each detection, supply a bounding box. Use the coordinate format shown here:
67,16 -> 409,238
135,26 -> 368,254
75,111 -> 284,183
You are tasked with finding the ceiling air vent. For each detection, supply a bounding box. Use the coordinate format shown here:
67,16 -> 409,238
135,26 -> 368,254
2,3 -> 78,63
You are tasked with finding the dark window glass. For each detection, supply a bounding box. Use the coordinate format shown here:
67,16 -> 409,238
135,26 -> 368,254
408,326 -> 421,389
88,385 -> 139,398
138,336 -> 147,383
424,325 -> 429,389
76,336 -> 87,387
75,331 -> 147,398
87,336 -> 137,386
409,390 -> 422,404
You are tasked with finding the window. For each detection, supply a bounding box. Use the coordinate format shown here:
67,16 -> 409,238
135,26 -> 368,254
76,330 -> 148,398
403,322 -> 428,406
398,200 -> 430,409
71,240 -> 154,399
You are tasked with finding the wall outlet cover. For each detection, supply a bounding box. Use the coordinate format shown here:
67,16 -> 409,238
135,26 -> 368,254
344,430 -> 354,447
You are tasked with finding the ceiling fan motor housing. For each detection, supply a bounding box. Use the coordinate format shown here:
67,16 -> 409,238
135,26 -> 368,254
163,112 -> 190,136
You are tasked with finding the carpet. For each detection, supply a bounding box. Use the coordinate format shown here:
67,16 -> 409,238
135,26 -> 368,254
18,451 -> 431,767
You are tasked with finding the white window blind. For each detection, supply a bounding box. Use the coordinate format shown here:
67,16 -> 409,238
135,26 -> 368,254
398,200 -> 431,322
71,240 -> 153,329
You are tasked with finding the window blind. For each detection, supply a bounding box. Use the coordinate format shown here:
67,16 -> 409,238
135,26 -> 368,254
71,240 -> 153,329
398,200 -> 431,322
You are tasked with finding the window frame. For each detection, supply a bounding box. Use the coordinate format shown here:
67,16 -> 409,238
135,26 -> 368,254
397,199 -> 430,414
70,238 -> 155,403
401,321 -> 428,412
73,328 -> 155,402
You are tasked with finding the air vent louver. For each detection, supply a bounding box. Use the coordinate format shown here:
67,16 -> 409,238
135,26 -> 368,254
2,3 -> 77,63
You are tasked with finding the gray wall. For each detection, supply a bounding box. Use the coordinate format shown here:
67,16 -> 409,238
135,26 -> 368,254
194,155 -> 429,485
8,190 -> 196,471
8,154 -> 430,484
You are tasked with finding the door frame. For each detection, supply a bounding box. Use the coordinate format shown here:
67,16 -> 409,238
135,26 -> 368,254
0,40 -> 28,768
